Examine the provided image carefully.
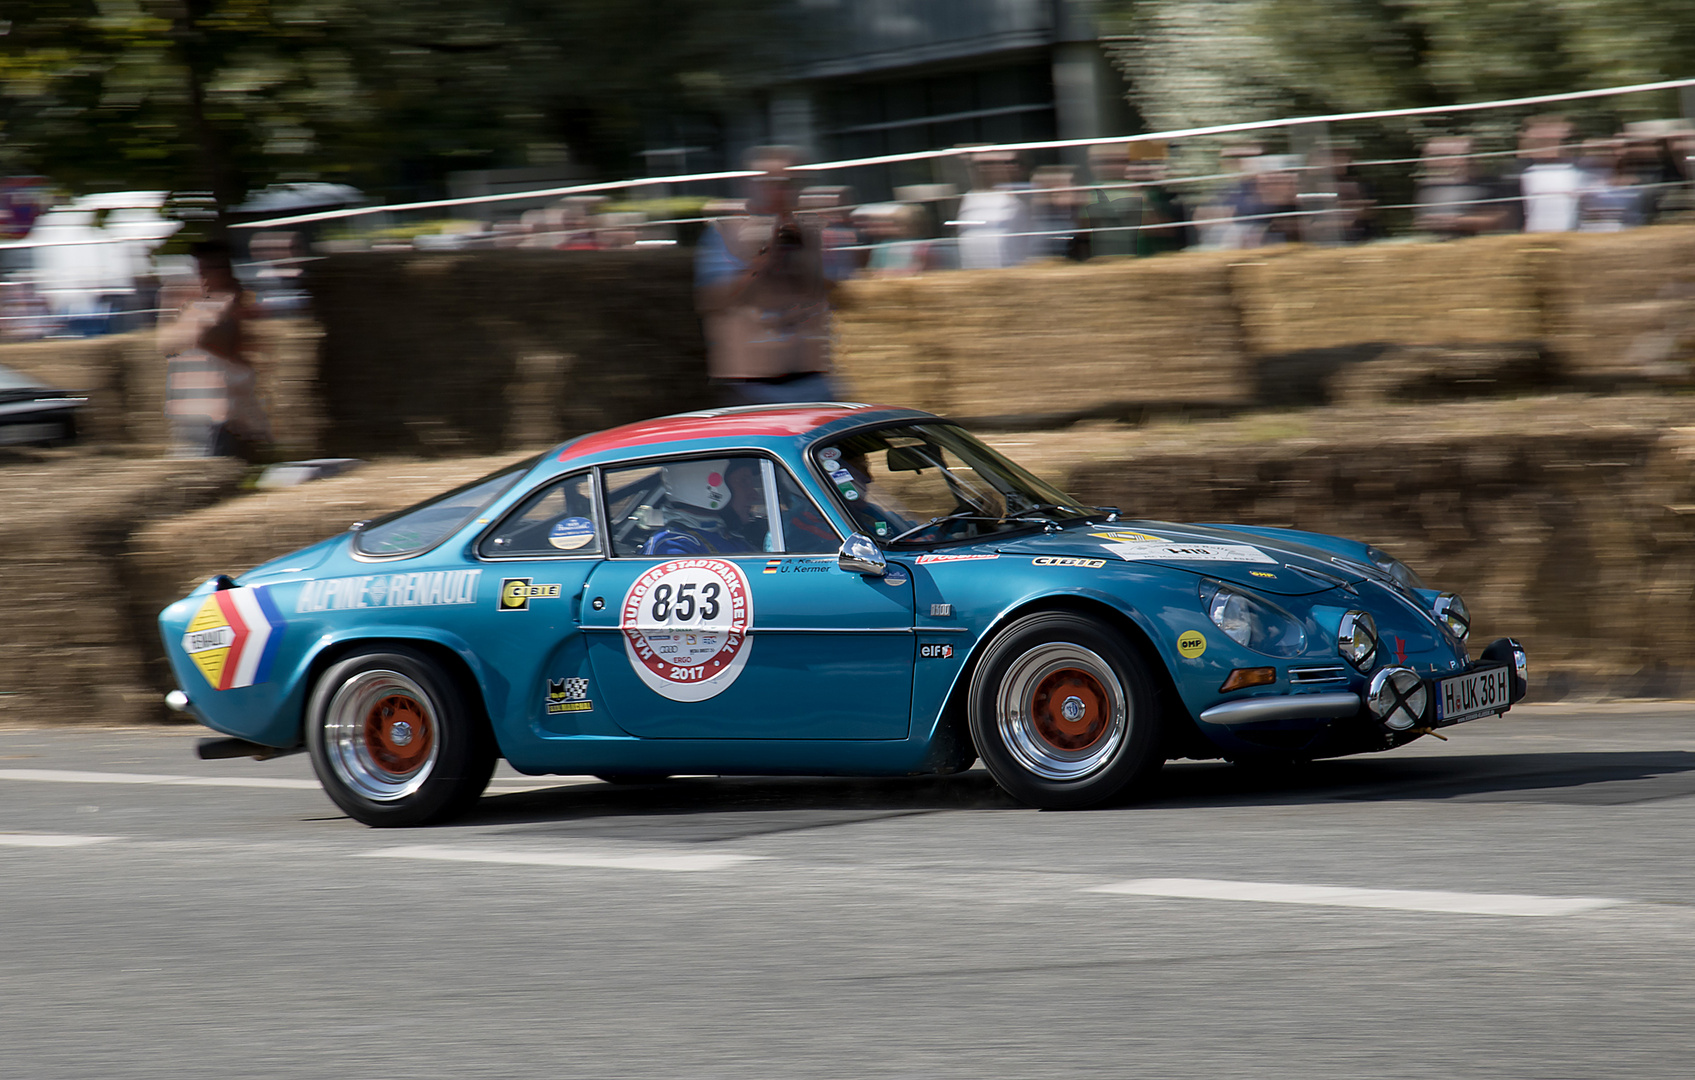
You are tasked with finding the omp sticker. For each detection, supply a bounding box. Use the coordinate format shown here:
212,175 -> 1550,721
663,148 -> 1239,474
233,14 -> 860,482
919,643 -> 955,659
181,585 -> 284,691
621,558 -> 753,702
1033,557 -> 1107,569
1090,531 -> 1167,543
548,517 -> 596,551
914,553 -> 999,565
1104,542 -> 1277,565
545,677 -> 593,714
295,570 -> 481,613
1177,631 -> 1207,659
498,578 -> 564,612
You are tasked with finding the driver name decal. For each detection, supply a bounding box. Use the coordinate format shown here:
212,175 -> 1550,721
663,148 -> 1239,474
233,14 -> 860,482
620,558 -> 753,702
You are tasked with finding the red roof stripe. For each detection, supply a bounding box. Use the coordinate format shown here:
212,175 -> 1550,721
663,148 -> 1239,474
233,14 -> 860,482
558,405 -> 880,463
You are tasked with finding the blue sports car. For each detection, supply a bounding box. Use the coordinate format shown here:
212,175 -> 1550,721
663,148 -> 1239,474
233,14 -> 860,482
160,404 -> 1528,825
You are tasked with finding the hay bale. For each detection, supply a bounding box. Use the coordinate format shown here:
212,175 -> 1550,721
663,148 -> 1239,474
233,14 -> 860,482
1233,235 -> 1554,357
0,456 -> 243,726
836,252 -> 1255,423
1544,225 -> 1695,385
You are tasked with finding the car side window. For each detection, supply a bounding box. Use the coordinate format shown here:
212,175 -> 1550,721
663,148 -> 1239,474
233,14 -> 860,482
774,466 -> 839,554
478,472 -> 600,558
605,455 -> 826,557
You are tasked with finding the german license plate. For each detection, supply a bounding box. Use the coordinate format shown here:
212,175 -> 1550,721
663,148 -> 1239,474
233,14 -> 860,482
1437,666 -> 1511,724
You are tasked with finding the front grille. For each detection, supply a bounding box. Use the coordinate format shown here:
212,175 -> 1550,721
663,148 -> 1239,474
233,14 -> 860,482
1288,665 -> 1349,685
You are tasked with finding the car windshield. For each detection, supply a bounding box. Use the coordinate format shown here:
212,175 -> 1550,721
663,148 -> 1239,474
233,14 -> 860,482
354,455 -> 539,557
813,423 -> 1093,545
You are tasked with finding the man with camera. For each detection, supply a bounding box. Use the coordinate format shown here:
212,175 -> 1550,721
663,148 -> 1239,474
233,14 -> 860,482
695,146 -> 841,406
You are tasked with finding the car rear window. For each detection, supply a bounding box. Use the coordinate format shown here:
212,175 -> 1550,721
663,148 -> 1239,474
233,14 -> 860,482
354,457 -> 538,558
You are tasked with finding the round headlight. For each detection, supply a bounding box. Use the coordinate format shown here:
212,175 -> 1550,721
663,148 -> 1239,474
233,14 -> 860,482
1432,592 -> 1470,642
1368,666 -> 1428,731
1337,610 -> 1379,670
1202,583 -> 1307,657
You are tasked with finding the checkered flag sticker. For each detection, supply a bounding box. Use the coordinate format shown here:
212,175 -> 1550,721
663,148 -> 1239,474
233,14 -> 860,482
548,677 -> 590,702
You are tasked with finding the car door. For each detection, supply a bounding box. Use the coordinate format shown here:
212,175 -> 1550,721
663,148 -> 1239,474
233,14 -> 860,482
469,470 -> 608,734
580,452 -> 915,740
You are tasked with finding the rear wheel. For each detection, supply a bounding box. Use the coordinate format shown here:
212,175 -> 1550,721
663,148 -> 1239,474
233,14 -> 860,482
968,612 -> 1163,809
306,647 -> 496,827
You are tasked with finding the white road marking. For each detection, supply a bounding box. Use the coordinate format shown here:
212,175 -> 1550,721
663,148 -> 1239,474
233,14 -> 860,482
1086,877 -> 1621,917
363,844 -> 765,873
0,832 -> 116,848
0,768 -> 319,790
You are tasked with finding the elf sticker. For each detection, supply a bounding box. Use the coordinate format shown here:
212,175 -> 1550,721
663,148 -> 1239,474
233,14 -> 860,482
620,558 -> 753,702
181,585 -> 285,690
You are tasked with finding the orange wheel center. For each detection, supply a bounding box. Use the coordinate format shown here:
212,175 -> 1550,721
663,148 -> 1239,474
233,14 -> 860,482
363,694 -> 432,775
1029,668 -> 1110,751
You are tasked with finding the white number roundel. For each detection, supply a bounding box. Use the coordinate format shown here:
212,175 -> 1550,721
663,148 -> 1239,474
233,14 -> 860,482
620,558 -> 754,702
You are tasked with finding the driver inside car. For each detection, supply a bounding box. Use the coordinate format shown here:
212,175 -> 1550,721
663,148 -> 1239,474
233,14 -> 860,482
643,458 -> 769,556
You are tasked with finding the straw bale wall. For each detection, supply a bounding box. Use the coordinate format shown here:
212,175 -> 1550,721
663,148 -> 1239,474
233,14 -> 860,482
0,456 -> 243,726
1544,226 -> 1695,385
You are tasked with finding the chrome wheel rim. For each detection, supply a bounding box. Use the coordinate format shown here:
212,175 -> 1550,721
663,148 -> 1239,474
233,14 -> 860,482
323,670 -> 440,801
995,643 -> 1129,781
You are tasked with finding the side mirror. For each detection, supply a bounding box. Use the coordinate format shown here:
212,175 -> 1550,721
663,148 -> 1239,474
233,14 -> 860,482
838,533 -> 888,577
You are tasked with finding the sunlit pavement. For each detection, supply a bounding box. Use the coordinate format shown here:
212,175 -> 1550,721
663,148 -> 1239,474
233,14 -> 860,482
3,702 -> 1694,1079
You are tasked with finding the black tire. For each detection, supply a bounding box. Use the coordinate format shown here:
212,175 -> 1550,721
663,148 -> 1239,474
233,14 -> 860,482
305,646 -> 497,827
967,612 -> 1163,809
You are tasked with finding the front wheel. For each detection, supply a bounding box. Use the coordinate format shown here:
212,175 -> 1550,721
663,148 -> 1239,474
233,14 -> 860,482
306,647 -> 496,827
968,613 -> 1163,809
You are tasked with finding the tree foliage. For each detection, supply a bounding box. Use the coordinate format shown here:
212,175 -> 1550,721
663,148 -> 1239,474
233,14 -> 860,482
1106,0 -> 1695,147
0,0 -> 788,208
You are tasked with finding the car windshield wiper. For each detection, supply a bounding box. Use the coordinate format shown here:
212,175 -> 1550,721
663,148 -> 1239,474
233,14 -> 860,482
886,511 -> 1005,544
1002,503 -> 1089,523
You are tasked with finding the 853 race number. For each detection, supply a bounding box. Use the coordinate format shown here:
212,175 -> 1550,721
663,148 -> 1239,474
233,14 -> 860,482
620,559 -> 754,702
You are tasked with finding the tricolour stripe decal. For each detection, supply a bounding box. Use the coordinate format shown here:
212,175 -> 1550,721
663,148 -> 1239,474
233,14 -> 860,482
225,586 -> 279,689
211,590 -> 251,691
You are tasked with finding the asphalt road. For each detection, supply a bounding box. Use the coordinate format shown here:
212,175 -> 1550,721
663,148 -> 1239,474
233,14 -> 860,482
3,702 -> 1694,1079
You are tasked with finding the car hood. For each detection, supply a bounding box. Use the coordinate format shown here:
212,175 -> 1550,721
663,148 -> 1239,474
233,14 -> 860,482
992,521 -> 1370,596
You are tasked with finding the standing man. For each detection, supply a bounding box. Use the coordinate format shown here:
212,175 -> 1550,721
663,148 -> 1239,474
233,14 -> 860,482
696,146 -> 841,407
159,239 -> 270,460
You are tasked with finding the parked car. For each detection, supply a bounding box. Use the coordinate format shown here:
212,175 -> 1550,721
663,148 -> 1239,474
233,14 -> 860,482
0,364 -> 85,446
159,403 -> 1528,825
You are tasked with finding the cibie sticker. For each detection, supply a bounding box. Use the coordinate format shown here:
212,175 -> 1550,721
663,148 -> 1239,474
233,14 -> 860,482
499,578 -> 564,612
621,558 -> 753,702
548,516 -> 596,551
181,585 -> 284,691
1033,556 -> 1107,569
1177,631 -> 1207,658
1104,541 -> 1277,565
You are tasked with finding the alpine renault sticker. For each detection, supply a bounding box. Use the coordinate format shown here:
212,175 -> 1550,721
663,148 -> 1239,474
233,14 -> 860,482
182,585 -> 285,690
1102,541 -> 1277,565
620,558 -> 753,702
295,569 -> 482,613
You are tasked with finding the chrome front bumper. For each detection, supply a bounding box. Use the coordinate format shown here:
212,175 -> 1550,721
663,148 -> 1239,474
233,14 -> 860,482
1199,692 -> 1361,727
